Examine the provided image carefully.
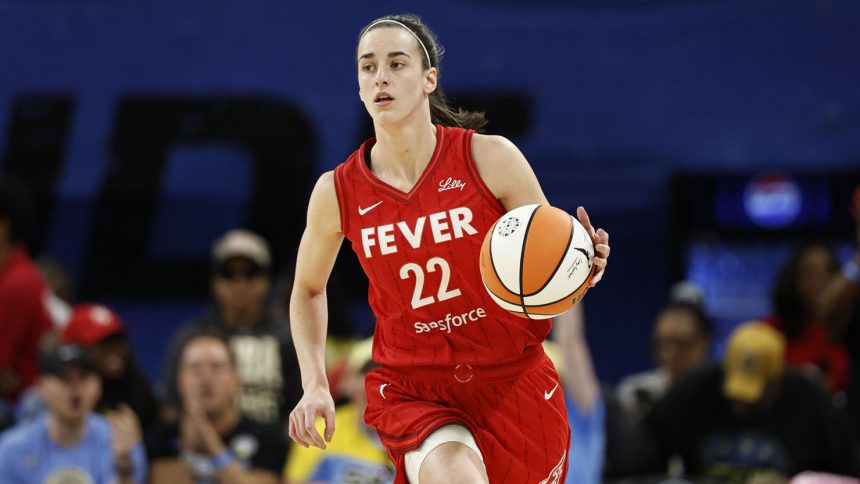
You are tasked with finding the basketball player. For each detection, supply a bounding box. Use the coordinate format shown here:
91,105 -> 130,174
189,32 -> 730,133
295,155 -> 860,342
288,14 -> 611,484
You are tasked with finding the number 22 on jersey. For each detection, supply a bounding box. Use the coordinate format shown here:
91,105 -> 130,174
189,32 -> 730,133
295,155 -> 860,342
399,257 -> 461,309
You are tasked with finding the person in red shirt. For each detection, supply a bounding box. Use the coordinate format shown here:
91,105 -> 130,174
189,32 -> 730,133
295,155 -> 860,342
287,14 -> 611,484
765,243 -> 850,393
0,177 -> 54,403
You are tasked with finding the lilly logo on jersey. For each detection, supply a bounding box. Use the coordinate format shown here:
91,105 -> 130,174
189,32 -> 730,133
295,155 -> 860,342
360,206 -> 477,258
438,177 -> 466,192
413,306 -> 488,334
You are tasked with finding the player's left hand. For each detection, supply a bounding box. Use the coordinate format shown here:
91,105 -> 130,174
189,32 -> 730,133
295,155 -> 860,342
577,206 -> 610,287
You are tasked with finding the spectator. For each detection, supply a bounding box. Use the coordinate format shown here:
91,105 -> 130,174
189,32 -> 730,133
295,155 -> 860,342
647,322 -> 857,481
819,188 -> 860,441
554,304 -> 666,482
765,243 -> 850,393
63,303 -> 161,430
0,177 -> 55,404
616,287 -> 713,420
163,229 -> 302,427
0,344 -> 146,483
286,337 -> 394,483
146,329 -> 288,482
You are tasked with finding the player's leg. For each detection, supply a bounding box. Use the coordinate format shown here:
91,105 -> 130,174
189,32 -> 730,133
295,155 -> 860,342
405,424 -> 488,484
417,442 -> 487,484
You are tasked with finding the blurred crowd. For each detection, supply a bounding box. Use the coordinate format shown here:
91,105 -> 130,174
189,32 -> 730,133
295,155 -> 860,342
3,172 -> 860,483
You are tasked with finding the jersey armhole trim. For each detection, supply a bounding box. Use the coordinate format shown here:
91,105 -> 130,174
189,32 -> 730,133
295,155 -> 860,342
334,164 -> 349,236
464,131 -> 506,214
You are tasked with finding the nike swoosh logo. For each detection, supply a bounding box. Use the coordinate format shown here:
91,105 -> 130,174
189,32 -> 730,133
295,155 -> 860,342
544,383 -> 559,400
358,201 -> 383,215
380,383 -> 389,399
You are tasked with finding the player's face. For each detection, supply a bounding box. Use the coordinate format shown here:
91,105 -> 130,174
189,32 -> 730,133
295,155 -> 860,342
40,369 -> 101,424
653,309 -> 709,381
357,27 -> 437,126
179,337 -> 240,416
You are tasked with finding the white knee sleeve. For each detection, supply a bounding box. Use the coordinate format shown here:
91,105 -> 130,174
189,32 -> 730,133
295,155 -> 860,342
404,424 -> 484,484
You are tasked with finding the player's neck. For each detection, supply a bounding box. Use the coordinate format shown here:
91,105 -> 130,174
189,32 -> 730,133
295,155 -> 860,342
371,121 -> 437,184
48,412 -> 87,447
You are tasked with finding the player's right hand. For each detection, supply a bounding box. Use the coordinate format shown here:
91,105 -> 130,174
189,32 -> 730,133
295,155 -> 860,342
288,386 -> 336,449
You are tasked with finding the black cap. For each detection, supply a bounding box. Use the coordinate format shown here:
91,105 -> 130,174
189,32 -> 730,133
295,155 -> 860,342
40,344 -> 98,378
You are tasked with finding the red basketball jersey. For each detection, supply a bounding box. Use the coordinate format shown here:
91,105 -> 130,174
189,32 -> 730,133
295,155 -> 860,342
334,124 -> 551,367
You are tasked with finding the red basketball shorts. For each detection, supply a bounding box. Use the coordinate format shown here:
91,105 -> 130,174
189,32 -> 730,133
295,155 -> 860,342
364,345 -> 570,483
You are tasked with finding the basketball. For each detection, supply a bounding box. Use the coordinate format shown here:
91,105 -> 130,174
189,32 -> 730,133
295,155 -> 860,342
479,204 -> 595,319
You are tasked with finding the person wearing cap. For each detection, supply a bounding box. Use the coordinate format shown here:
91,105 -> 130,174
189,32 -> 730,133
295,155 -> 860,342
285,337 -> 394,483
162,229 -> 302,429
0,344 -> 146,483
63,303 -> 161,430
146,329 -> 288,483
646,321 -> 857,481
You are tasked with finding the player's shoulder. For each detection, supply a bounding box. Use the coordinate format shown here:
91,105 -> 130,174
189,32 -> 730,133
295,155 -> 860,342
306,171 -> 343,234
471,133 -> 521,156
470,134 -> 528,172
469,133 -> 533,201
313,170 -> 336,192
308,170 -> 340,209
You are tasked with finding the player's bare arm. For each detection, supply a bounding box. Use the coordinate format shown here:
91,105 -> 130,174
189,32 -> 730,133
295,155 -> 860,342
471,133 -> 549,210
288,171 -> 343,449
472,133 -> 610,285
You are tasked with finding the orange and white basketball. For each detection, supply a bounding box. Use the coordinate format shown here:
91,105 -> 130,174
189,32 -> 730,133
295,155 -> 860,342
479,204 -> 594,319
